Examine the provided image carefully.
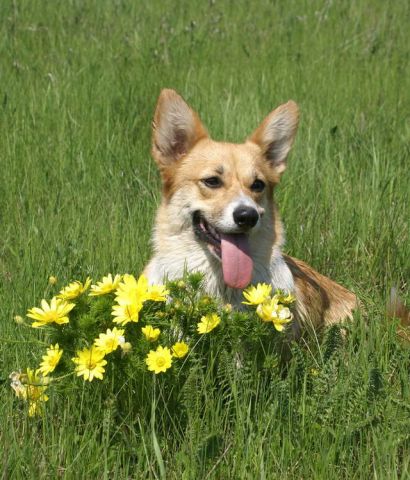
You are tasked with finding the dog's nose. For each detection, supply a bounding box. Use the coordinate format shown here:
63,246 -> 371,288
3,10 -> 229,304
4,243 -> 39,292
233,206 -> 259,228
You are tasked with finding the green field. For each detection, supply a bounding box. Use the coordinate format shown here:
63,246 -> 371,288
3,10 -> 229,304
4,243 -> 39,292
1,0 -> 409,478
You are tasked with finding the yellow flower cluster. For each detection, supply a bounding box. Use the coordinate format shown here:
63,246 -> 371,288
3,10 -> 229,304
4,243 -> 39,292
18,272 -> 227,413
242,283 -> 295,332
72,327 -> 126,382
144,311 -> 222,375
112,274 -> 169,326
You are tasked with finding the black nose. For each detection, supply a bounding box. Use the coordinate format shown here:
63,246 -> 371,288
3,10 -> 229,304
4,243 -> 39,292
233,206 -> 259,228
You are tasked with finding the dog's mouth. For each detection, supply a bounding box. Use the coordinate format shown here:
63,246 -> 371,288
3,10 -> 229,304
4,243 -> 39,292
193,211 -> 222,256
192,211 -> 253,290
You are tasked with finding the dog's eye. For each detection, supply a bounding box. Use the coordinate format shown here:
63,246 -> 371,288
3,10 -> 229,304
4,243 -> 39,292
250,179 -> 265,192
202,177 -> 223,188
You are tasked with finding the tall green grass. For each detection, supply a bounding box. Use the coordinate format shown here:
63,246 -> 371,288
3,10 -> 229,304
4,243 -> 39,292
1,0 -> 409,478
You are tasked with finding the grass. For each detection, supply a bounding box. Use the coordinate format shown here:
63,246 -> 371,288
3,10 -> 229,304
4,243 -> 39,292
1,0 -> 409,477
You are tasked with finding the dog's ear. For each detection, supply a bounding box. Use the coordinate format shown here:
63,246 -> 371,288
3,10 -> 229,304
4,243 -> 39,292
249,101 -> 299,175
152,89 -> 208,168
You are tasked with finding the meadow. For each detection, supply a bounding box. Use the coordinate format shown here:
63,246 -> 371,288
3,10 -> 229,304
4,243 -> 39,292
1,0 -> 409,478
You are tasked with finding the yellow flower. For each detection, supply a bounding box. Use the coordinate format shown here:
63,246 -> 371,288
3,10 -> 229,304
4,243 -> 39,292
94,327 -> 125,354
27,297 -> 75,328
112,301 -> 143,325
116,273 -> 168,304
274,290 -> 296,305
72,347 -> 107,381
146,284 -> 169,302
90,274 -> 122,296
197,313 -> 221,334
39,344 -> 63,376
256,299 -> 292,332
242,283 -> 272,306
115,274 -> 149,304
145,346 -> 172,374
171,342 -> 189,358
48,275 -> 58,285
142,325 -> 161,342
58,277 -> 92,300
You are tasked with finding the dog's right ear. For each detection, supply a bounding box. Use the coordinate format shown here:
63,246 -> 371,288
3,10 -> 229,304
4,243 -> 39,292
152,89 -> 208,169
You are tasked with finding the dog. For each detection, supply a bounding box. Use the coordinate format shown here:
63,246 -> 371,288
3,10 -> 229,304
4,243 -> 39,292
144,89 -> 359,337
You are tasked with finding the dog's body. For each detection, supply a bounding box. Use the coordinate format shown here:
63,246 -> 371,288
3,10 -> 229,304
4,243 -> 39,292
145,89 -> 357,336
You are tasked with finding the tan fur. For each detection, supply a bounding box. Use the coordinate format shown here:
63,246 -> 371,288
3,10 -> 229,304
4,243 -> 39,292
145,89 -> 358,335
284,256 -> 357,330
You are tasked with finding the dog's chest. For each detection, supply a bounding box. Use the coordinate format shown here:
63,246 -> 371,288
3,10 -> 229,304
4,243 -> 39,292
145,241 -> 294,307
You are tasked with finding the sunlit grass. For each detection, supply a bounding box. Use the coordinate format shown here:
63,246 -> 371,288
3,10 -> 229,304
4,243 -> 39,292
1,0 -> 409,477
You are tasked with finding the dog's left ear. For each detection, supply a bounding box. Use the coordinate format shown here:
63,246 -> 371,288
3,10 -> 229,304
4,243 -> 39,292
152,89 -> 208,169
249,101 -> 299,175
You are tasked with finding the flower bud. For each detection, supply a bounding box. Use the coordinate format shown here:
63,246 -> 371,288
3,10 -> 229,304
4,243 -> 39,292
120,342 -> 132,355
223,303 -> 232,313
48,276 -> 58,285
14,315 -> 24,325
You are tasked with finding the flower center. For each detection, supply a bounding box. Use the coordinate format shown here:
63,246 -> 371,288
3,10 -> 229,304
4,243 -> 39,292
156,357 -> 166,367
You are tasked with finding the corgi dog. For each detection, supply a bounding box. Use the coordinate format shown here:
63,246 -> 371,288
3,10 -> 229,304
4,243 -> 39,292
144,89 -> 357,336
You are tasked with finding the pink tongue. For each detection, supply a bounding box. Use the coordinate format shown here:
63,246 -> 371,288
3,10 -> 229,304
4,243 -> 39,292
220,233 -> 253,289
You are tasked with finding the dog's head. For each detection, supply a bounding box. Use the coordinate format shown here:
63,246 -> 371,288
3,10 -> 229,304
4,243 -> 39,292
151,89 -> 299,289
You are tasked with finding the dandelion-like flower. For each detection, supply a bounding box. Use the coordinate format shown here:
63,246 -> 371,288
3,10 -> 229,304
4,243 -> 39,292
115,274 -> 149,303
256,298 -> 292,332
242,283 -> 272,306
112,302 -> 143,326
58,277 -> 91,300
39,344 -> 63,376
145,346 -> 172,374
90,274 -> 122,296
72,347 -> 107,381
171,342 -> 189,358
115,273 -> 168,304
94,327 -> 125,354
141,325 -> 161,342
197,313 -> 221,334
27,297 -> 75,328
